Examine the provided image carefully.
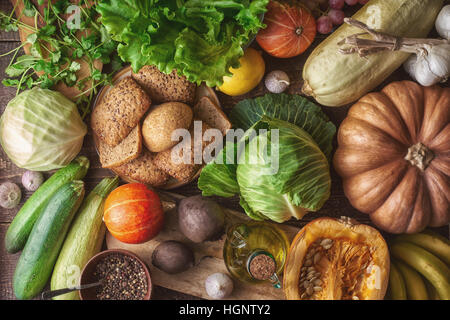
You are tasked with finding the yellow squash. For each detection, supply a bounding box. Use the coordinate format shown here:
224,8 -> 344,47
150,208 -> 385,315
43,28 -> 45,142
302,0 -> 444,107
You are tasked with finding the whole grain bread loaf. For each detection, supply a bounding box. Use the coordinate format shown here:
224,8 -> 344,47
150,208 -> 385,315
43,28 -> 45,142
91,77 -> 151,147
153,121 -> 216,182
98,125 -> 142,169
132,65 -> 196,105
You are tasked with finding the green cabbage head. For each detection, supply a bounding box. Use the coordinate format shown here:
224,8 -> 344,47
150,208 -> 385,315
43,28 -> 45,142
0,88 -> 87,171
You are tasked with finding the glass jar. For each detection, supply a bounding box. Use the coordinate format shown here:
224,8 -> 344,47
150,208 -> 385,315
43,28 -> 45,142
223,221 -> 290,288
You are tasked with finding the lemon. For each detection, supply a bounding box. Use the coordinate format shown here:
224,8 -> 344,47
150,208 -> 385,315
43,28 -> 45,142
218,48 -> 265,96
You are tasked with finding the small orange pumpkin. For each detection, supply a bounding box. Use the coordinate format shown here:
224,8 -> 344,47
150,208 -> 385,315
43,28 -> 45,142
256,1 -> 316,58
104,183 -> 164,244
334,81 -> 450,234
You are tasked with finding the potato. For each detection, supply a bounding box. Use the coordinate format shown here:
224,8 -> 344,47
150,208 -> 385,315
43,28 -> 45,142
178,195 -> 225,243
152,240 -> 195,274
142,102 -> 193,152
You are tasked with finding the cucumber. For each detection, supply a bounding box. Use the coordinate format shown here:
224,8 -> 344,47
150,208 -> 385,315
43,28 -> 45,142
5,156 -> 89,253
13,181 -> 85,300
51,176 -> 119,300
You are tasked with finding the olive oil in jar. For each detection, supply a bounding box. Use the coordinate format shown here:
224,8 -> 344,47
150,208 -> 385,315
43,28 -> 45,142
223,221 -> 290,287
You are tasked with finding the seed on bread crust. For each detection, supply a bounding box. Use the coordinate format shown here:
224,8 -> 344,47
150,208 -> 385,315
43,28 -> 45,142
132,65 -> 196,105
91,77 -> 151,147
98,125 -> 142,169
113,150 -> 170,187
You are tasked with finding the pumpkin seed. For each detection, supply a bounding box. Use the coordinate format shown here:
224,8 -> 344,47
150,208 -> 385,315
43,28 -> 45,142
352,296 -> 359,300
313,279 -> 322,286
304,259 -> 312,267
313,286 -> 322,292
313,252 -> 322,264
306,287 -> 313,295
320,238 -> 333,247
323,243 -> 333,250
307,266 -> 315,272
301,292 -> 308,299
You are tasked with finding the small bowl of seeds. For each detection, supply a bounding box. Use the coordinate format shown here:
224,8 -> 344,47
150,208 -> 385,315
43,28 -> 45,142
79,249 -> 152,300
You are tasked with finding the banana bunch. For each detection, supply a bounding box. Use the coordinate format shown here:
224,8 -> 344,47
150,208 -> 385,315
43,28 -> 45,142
387,229 -> 450,300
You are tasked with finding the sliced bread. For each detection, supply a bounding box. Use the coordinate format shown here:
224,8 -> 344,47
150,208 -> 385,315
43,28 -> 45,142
113,149 -> 170,187
91,77 -> 151,147
194,96 -> 232,136
132,65 -> 196,105
98,125 -> 142,169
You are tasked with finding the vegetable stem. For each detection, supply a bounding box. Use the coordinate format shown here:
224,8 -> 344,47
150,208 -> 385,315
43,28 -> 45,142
338,18 -> 449,57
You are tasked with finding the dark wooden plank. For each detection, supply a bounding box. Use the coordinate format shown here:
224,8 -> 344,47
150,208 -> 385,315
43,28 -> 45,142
0,223 -> 20,300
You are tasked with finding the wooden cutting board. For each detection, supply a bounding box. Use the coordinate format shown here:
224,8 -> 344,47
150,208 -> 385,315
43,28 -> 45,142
106,191 -> 301,300
9,0 -> 102,101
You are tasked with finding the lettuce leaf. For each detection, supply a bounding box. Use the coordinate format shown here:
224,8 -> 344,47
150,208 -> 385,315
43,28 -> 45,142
96,0 -> 268,86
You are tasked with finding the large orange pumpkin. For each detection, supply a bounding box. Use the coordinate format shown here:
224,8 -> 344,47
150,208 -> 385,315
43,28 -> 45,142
256,1 -> 316,58
334,81 -> 449,234
104,183 -> 164,244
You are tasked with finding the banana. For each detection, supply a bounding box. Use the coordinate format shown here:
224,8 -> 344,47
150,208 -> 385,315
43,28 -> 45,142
391,241 -> 450,300
388,261 -> 407,300
396,231 -> 450,266
424,277 -> 441,300
394,259 -> 428,300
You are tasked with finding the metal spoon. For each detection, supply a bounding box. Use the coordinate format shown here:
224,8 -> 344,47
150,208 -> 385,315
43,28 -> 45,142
41,280 -> 103,300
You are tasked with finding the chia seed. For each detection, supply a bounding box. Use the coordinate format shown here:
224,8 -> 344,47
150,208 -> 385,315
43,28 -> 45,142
94,253 -> 148,300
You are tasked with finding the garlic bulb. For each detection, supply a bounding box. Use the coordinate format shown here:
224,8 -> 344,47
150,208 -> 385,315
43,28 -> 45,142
403,55 -> 417,80
435,5 -> 450,40
265,70 -> 290,93
414,44 -> 450,86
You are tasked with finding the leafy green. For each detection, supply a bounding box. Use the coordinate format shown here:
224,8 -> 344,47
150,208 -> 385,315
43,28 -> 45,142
230,93 -> 336,160
198,94 -> 335,223
96,0 -> 268,87
0,88 -> 87,171
198,141 -> 240,198
0,0 -> 122,118
236,118 -> 331,222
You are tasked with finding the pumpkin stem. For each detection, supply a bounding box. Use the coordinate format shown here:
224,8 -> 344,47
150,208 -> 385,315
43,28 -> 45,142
295,26 -> 303,36
404,142 -> 434,171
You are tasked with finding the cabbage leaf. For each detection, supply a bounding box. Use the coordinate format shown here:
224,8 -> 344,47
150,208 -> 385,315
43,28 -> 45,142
230,93 -> 336,160
198,94 -> 335,223
0,88 -> 87,171
236,118 -> 331,222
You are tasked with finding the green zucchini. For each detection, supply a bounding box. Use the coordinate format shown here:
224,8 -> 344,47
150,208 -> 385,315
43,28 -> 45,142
13,180 -> 85,300
5,156 -> 89,253
51,176 -> 119,300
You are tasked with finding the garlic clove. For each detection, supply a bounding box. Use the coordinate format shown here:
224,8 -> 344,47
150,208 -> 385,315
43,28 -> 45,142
428,44 -> 450,79
414,44 -> 450,86
435,5 -> 450,40
403,55 -> 417,80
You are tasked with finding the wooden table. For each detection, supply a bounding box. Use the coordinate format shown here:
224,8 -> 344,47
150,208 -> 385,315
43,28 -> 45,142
0,1 -> 448,300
